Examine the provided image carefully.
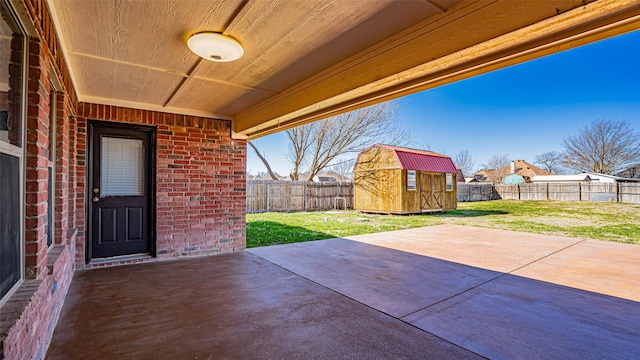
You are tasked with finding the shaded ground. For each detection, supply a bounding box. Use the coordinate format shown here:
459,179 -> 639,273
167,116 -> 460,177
247,200 -> 640,247
48,225 -> 640,359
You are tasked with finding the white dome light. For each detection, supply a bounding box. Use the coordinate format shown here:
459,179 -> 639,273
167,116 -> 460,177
187,32 -> 244,62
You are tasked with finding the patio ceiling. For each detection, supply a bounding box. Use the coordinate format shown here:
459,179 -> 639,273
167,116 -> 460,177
46,0 -> 640,139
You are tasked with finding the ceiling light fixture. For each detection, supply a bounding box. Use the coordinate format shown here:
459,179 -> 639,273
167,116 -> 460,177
187,32 -> 244,62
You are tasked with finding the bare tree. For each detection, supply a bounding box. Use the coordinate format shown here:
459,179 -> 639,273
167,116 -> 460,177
286,124 -> 315,180
534,151 -> 564,174
329,159 -> 355,179
483,153 -> 511,183
286,101 -> 409,180
247,141 -> 279,180
452,149 -> 475,177
562,119 -> 640,174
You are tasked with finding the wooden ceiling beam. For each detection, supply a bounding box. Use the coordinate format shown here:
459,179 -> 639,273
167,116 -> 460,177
234,0 -> 640,139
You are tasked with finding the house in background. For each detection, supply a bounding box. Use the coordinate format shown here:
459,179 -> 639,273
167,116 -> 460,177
292,171 -> 348,182
531,173 -> 640,184
579,173 -> 640,183
0,0 -> 635,358
354,144 -> 458,214
467,173 -> 489,183
615,164 -> 640,179
530,174 -> 592,183
473,160 -> 551,183
312,171 -> 348,182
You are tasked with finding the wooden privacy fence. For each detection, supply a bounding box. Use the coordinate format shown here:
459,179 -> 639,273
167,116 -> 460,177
496,183 -> 617,201
247,180 -> 354,213
460,182 -> 640,203
619,183 -> 640,204
247,181 -> 640,212
457,183 -> 500,202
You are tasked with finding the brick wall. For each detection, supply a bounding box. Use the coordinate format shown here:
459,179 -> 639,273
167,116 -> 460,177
54,92 -> 71,244
24,39 -> 52,280
2,0 -> 247,358
74,104 -> 247,266
1,243 -> 75,360
1,28 -> 76,360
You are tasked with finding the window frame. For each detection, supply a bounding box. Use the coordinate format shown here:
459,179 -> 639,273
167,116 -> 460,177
0,0 -> 27,305
446,173 -> 454,191
47,82 -> 56,247
407,170 -> 416,191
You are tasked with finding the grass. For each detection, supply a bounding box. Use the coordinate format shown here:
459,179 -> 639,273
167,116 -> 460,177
246,200 -> 640,248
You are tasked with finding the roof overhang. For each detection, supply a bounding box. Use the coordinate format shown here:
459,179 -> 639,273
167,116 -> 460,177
44,0 -> 640,139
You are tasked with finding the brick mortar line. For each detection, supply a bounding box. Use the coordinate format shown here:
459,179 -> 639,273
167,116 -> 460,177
399,237 -> 588,319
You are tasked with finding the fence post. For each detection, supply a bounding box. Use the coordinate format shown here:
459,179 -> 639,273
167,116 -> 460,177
303,182 -> 307,211
517,184 -> 521,200
546,182 -> 549,200
615,182 -> 619,202
266,182 -> 270,212
578,183 -> 582,201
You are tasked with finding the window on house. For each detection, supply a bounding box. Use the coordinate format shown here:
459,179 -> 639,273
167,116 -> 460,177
407,170 -> 416,191
446,173 -> 453,191
0,0 -> 25,303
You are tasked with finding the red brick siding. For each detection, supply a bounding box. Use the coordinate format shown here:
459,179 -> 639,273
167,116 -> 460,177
54,93 -> 70,244
2,243 -> 75,360
22,0 -> 78,107
1,10 -> 76,359
24,39 -> 52,280
74,116 -> 86,259
67,113 -> 77,231
75,104 -> 246,266
2,0 -> 247,358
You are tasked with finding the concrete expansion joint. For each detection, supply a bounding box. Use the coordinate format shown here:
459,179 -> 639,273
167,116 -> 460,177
504,238 -> 588,275
246,252 -> 488,359
398,238 -> 588,320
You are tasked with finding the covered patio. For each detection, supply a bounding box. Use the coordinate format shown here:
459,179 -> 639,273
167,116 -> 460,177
1,0 -> 639,358
47,225 -> 640,359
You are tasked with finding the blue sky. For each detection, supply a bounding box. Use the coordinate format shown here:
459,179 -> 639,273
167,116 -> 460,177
247,30 -> 640,176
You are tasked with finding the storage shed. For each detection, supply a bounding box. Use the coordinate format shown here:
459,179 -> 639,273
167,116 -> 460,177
354,144 -> 458,214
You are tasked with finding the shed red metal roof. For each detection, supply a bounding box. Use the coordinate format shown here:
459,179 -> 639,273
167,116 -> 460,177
376,144 -> 458,173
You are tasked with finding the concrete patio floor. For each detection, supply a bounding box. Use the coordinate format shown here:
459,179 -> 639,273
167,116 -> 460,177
47,225 -> 640,359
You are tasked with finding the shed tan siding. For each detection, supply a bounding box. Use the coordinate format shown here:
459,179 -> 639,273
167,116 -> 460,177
354,146 -> 457,214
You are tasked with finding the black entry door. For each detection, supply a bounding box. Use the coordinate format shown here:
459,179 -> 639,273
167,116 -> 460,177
88,121 -> 155,260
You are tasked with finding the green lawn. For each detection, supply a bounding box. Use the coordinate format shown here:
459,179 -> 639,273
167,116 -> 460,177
246,200 -> 640,247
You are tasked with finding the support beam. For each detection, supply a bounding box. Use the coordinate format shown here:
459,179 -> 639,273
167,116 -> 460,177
234,0 -> 640,139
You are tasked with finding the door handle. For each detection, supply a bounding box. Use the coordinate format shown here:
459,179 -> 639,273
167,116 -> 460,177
92,196 -> 99,203
93,187 -> 100,194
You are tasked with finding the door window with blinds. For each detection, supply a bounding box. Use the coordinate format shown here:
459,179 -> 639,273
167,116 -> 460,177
101,137 -> 143,196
